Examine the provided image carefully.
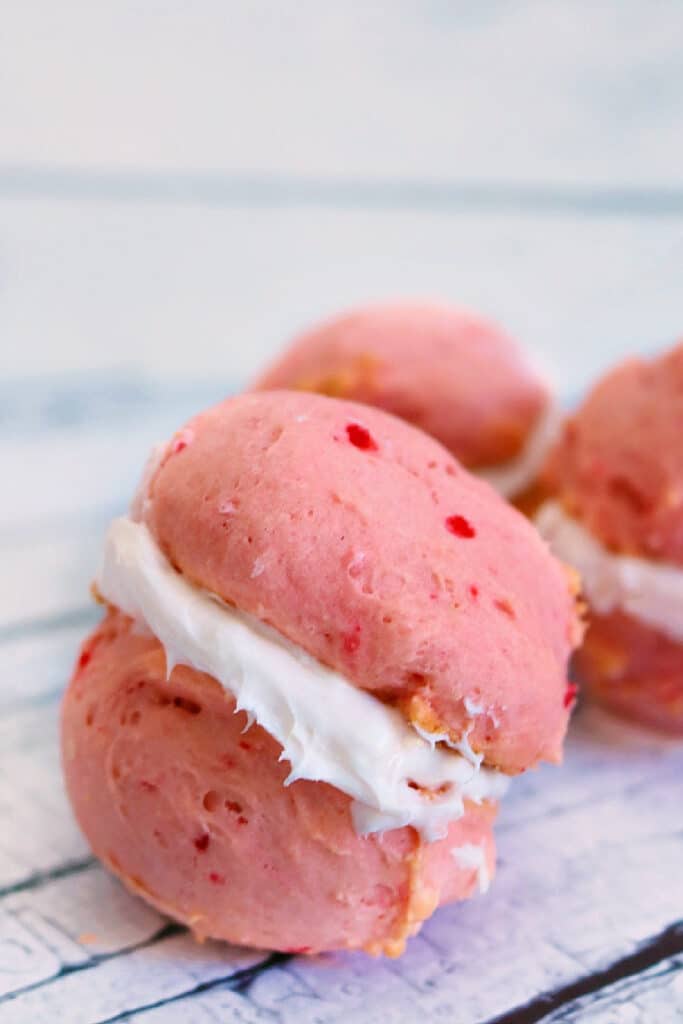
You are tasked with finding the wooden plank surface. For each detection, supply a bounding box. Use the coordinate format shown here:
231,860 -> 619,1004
545,955 -> 683,1022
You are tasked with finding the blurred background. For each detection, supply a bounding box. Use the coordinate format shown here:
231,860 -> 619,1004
2,1 -> 683,579
3,2 -> 683,390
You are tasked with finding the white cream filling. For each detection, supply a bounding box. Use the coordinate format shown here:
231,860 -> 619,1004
536,501 -> 683,643
97,517 -> 508,842
478,398 -> 562,499
451,843 -> 490,894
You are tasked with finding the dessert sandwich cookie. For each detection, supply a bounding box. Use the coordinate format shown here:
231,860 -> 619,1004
536,342 -> 683,733
254,301 -> 560,502
62,391 -> 582,956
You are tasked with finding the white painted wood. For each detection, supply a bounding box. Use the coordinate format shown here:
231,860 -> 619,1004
0,932 -> 265,1024
546,957 -> 683,1022
3,865 -> 165,958
2,2 -> 682,186
0,704 -> 90,890
0,402 -> 213,534
1,533 -> 100,630
1,199 -> 682,393
1,627 -> 89,712
124,988 -> 277,1022
0,866 -> 168,998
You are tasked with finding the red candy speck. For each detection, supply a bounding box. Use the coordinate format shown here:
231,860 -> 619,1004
564,683 -> 579,708
445,515 -> 476,538
194,833 -> 210,852
469,585 -> 479,598
209,872 -> 226,885
77,650 -> 92,671
343,626 -> 361,654
346,423 -> 378,451
239,740 -> 252,751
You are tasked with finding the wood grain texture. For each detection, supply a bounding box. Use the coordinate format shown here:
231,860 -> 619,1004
546,955 -> 683,1022
0,931 -> 266,1024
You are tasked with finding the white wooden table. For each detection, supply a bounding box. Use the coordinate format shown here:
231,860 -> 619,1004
2,4 -> 683,1020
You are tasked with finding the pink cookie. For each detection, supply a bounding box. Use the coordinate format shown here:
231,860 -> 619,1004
539,342 -> 683,732
577,609 -> 683,734
63,612 -> 497,956
543,344 -> 683,564
62,390 -> 581,955
254,302 -> 553,496
145,392 -> 579,772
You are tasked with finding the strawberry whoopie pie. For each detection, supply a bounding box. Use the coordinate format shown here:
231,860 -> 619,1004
537,342 -> 683,733
254,302 -> 559,501
62,391 -> 581,956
